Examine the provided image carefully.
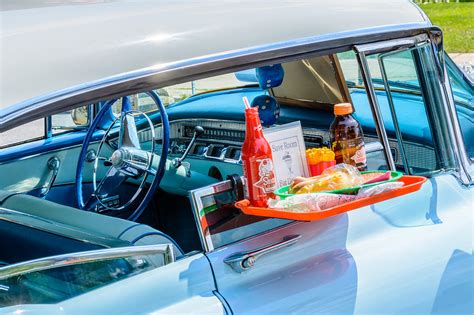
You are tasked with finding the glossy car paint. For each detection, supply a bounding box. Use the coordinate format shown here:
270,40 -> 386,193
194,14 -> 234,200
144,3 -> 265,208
1,253 -> 226,314
206,174 -> 472,314
0,1 -> 472,315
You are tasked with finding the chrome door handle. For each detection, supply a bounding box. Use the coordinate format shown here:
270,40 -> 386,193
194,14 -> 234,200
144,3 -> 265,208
39,157 -> 61,198
224,234 -> 301,273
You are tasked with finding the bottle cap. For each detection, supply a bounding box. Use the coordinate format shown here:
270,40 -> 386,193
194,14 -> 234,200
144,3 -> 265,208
334,103 -> 353,116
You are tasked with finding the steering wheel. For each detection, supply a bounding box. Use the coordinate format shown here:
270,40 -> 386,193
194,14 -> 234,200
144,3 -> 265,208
75,91 -> 169,221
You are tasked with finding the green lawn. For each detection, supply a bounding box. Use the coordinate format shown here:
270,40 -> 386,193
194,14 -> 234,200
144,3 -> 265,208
420,3 -> 474,53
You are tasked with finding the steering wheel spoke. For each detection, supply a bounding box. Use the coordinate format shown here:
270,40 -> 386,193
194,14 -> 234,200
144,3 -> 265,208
118,97 -> 141,149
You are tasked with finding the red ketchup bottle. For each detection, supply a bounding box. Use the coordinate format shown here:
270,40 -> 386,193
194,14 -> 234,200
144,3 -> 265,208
241,97 -> 277,207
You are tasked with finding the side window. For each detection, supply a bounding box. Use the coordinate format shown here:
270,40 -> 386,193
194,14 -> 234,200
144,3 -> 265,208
445,54 -> 474,159
0,105 -> 92,149
377,48 -> 439,174
338,45 -> 454,175
0,119 -> 45,148
51,105 -> 90,134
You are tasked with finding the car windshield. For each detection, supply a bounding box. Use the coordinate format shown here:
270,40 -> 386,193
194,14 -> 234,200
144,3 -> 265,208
110,72 -> 258,116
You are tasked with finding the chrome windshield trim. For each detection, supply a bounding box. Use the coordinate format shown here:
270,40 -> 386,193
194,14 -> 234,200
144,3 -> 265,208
0,244 -> 175,280
0,22 -> 432,132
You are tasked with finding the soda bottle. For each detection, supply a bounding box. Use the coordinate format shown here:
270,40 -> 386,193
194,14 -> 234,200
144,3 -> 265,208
330,103 -> 367,171
241,97 -> 277,207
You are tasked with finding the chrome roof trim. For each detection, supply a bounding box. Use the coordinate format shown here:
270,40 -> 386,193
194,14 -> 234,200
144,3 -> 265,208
0,22 -> 434,132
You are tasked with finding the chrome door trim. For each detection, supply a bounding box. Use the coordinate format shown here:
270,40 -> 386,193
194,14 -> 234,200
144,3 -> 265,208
0,244 -> 175,280
0,207 -> 128,248
354,50 -> 396,171
438,58 -> 473,184
0,23 -> 434,132
377,47 -> 414,173
224,234 -> 301,273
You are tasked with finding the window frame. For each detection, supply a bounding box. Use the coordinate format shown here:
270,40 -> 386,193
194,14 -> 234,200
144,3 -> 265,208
354,35 -> 463,180
442,54 -> 474,183
0,105 -> 94,150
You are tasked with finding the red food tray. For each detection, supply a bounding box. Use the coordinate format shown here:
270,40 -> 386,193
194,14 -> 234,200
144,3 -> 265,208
235,175 -> 427,221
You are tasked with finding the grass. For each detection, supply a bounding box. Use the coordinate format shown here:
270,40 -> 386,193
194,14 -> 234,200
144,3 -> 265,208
419,3 -> 474,53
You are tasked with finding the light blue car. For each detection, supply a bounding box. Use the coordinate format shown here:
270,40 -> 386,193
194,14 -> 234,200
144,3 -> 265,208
0,1 -> 472,314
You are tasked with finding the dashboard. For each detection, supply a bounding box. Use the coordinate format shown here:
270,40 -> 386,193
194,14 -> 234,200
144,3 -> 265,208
138,119 -> 328,165
135,118 -> 437,180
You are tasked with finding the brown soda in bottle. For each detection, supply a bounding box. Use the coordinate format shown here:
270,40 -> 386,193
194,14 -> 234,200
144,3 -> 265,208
330,103 -> 367,171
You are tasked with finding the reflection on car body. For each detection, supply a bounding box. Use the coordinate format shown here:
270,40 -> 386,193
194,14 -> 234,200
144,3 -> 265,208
0,0 -> 472,314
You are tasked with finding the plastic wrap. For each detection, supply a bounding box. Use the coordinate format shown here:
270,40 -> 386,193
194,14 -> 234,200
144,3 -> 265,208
356,181 -> 404,198
289,163 -> 363,194
268,193 -> 356,212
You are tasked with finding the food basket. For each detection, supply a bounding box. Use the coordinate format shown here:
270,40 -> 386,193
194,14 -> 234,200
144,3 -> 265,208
274,171 -> 403,199
235,175 -> 426,221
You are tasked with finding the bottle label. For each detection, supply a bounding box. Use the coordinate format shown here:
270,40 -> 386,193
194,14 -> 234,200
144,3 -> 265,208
254,158 -> 277,193
351,146 -> 367,165
332,138 -> 367,170
243,156 -> 277,205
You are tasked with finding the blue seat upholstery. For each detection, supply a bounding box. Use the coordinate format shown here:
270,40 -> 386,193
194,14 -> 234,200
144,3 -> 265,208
0,191 -> 183,258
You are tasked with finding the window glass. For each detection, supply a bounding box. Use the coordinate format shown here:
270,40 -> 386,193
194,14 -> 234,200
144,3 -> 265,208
378,48 -> 439,174
445,54 -> 474,159
0,119 -> 44,148
337,51 -> 391,171
160,73 -> 247,105
51,105 -> 90,134
338,46 -> 453,175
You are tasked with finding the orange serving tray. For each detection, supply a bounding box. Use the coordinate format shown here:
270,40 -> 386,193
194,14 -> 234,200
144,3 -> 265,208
235,175 -> 427,221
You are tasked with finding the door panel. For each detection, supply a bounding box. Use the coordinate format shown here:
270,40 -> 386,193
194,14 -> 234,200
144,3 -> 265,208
207,212 -> 358,314
0,141 -> 111,194
207,175 -> 472,314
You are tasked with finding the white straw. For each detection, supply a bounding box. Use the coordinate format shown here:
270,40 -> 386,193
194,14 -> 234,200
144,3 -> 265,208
242,96 -> 250,109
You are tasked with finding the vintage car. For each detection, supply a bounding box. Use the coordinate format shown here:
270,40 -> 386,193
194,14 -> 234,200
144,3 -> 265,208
0,0 -> 472,314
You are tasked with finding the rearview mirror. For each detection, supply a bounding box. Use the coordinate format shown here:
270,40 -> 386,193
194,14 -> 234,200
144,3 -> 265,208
71,106 -> 89,126
50,105 -> 90,132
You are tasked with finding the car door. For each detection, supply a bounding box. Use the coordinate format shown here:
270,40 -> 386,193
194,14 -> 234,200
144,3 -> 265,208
0,106 -> 101,205
3,253 -> 228,314
206,37 -> 472,314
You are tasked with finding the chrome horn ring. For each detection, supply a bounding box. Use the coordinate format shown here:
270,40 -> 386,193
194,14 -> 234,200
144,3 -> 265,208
92,110 -> 156,211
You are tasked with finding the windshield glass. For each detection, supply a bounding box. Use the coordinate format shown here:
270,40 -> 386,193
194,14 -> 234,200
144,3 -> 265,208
110,72 -> 256,116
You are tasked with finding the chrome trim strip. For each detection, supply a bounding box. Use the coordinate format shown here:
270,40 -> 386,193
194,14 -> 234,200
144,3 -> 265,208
355,50 -> 396,171
378,48 -> 414,173
438,54 -> 473,183
0,244 -> 174,280
0,207 -> 128,248
0,23 -> 432,131
355,37 -> 417,55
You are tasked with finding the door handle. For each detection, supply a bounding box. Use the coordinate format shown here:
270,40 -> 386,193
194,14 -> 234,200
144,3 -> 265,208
39,157 -> 61,198
224,234 -> 301,273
